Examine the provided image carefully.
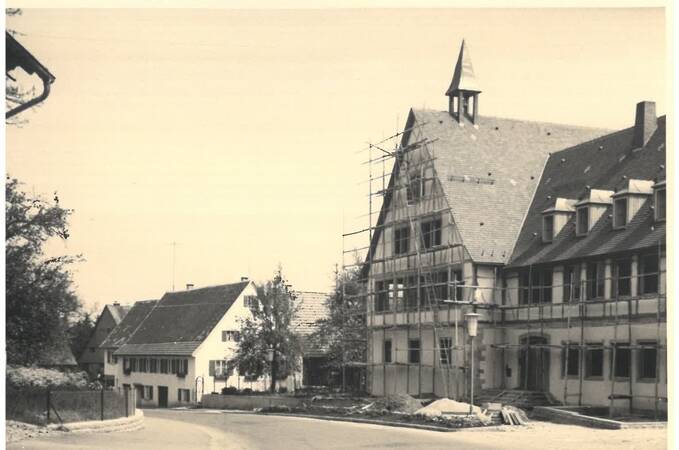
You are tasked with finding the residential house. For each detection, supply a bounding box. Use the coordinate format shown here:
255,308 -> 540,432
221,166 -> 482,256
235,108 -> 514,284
100,299 -> 158,387
103,280 -> 262,407
361,40 -> 666,414
78,303 -> 130,379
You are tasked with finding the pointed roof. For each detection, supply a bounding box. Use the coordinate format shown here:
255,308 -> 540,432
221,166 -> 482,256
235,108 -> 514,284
446,40 -> 481,95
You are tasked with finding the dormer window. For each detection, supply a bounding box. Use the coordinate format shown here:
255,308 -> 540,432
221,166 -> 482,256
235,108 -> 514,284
576,207 -> 589,236
406,172 -> 424,203
613,198 -> 628,229
542,214 -> 554,243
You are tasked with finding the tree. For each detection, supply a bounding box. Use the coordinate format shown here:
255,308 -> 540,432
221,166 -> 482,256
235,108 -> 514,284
309,265 -> 367,389
68,311 -> 96,362
5,177 -> 83,366
230,267 -> 302,393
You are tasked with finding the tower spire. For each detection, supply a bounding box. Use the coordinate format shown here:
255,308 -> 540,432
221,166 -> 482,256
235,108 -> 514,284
446,39 -> 481,124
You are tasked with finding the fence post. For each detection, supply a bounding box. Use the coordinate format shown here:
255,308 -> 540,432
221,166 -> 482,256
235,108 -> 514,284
46,388 -> 51,423
101,384 -> 105,421
124,387 -> 129,418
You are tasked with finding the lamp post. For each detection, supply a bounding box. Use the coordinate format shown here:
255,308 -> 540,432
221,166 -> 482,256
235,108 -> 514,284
465,312 -> 480,415
265,347 -> 277,394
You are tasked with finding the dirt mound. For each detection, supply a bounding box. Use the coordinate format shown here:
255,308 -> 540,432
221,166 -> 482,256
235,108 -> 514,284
415,398 -> 491,424
364,394 -> 423,414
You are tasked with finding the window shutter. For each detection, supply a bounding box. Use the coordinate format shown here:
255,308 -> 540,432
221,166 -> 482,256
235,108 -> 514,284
209,360 -> 215,376
150,387 -> 153,400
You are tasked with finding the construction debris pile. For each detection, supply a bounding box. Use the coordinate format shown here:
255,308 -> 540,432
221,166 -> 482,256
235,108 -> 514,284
415,398 -> 492,425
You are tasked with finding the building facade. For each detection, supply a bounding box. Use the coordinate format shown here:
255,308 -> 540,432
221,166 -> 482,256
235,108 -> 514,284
78,303 -> 129,379
102,280 -> 267,407
362,41 -> 666,414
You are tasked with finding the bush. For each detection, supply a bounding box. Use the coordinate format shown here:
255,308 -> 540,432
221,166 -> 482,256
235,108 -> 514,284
242,388 -> 253,395
278,387 -> 288,394
7,366 -> 89,390
221,386 -> 239,395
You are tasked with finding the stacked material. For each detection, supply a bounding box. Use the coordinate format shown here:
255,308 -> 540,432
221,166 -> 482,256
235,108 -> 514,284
500,405 -> 528,425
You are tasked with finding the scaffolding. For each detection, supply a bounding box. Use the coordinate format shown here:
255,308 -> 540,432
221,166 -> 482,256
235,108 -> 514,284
341,120 -> 666,417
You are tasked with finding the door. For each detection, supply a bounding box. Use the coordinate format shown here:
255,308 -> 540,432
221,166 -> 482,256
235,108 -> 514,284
518,336 -> 550,391
158,386 -> 168,408
134,385 -> 143,407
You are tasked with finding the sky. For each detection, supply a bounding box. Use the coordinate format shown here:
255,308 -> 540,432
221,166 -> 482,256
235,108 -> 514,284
5,7 -> 666,312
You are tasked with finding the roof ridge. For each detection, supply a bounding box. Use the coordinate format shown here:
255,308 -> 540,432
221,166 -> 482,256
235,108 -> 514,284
162,280 -> 250,296
410,108 -> 612,132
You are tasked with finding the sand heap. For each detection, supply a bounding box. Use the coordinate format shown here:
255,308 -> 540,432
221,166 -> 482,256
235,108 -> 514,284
415,398 -> 491,423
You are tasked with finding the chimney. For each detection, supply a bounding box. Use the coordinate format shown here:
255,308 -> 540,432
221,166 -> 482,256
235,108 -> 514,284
113,301 -> 120,306
186,283 -> 194,290
241,276 -> 249,282
633,101 -> 657,148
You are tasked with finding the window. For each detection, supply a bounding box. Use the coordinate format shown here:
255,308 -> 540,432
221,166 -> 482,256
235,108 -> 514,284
638,341 -> 658,380
439,338 -> 452,366
655,188 -> 666,221
561,342 -> 580,377
585,345 -> 604,378
375,281 -> 389,312
421,217 -> 442,249
523,268 -> 552,304
150,359 -> 158,373
170,359 -> 177,374
576,207 -> 589,235
408,339 -> 421,364
383,340 -> 392,363
613,198 -> 628,228
130,358 -> 138,372
613,259 -> 632,298
542,214 -> 555,242
210,360 -> 231,378
123,358 -> 131,374
243,295 -> 257,308
418,271 -> 448,304
586,262 -> 605,300
406,173 -> 424,203
452,270 -> 465,301
139,358 -> 148,373
222,330 -> 240,342
160,359 -> 169,374
143,386 -> 154,400
563,265 -> 581,302
106,351 -> 114,364
177,389 -> 190,402
610,343 -> 631,378
639,253 -> 659,295
394,225 -> 410,255
519,270 -> 530,305
177,359 -> 188,376
404,275 -> 418,310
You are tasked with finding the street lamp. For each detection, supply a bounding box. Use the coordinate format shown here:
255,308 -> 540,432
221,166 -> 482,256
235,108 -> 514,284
465,312 -> 480,415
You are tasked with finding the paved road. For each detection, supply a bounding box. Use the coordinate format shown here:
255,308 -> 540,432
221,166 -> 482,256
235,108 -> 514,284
8,409 -> 667,450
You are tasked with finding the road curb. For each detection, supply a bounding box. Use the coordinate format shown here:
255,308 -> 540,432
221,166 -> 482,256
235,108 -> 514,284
47,410 -> 144,434
253,411 -> 483,433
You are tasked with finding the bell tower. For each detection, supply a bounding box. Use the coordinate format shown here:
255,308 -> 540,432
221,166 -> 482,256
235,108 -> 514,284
446,40 -> 481,124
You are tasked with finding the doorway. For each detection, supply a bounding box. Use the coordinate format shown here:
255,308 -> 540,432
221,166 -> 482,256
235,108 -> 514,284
518,335 -> 550,391
158,386 -> 168,408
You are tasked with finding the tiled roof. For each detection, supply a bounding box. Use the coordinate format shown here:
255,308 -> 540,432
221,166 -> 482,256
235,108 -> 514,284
100,300 -> 157,349
112,281 -> 250,357
37,340 -> 77,367
292,291 -> 330,357
508,117 -> 666,267
363,109 -> 607,274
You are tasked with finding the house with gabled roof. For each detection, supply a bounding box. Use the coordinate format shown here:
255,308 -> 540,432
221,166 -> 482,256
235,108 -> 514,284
78,303 -> 130,379
361,39 -> 666,414
291,291 -> 332,387
102,279 -> 262,407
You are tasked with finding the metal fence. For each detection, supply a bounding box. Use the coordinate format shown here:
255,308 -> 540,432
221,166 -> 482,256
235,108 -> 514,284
6,386 -> 135,425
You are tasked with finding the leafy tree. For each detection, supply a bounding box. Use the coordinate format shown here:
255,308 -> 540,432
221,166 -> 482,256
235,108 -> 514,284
230,267 -> 302,393
68,311 -> 96,362
5,177 -> 83,365
309,266 -> 367,385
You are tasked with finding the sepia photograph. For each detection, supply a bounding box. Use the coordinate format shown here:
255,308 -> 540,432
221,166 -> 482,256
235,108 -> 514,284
2,1 -> 673,449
